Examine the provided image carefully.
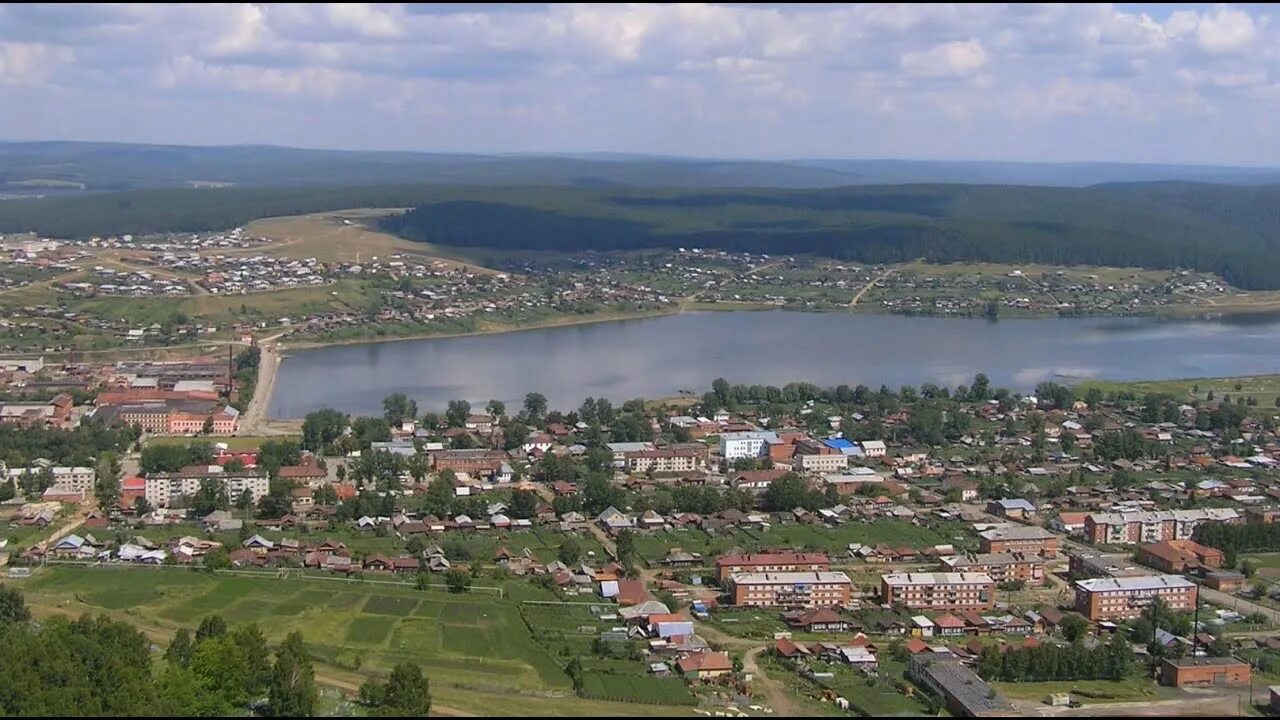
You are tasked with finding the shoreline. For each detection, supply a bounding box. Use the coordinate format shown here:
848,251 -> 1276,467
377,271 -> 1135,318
276,306 -> 694,352
274,300 -> 1280,356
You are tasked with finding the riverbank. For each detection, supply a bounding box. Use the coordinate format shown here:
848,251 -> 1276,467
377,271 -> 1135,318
278,306 -> 690,351
273,302 -> 1175,353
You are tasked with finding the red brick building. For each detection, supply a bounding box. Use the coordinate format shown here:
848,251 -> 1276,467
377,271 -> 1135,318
716,551 -> 830,582
1160,658 -> 1250,688
1137,539 -> 1224,574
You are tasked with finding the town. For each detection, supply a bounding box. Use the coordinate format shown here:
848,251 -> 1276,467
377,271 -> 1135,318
6,358 -> 1280,716
0,218 -> 1264,356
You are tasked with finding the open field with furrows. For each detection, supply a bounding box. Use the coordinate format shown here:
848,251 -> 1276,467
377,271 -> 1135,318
1077,374 -> 1280,407
17,566 -> 696,717
243,209 -> 498,274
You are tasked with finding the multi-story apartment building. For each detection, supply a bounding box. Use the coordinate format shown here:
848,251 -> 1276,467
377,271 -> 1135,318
940,552 -> 1045,584
716,551 -> 830,582
1074,575 -> 1197,621
144,469 -> 269,508
797,452 -> 849,473
623,448 -> 707,474
4,465 -> 95,494
101,400 -> 239,435
978,525 -> 1061,558
881,572 -> 996,611
1084,509 -> 1242,545
719,431 -> 779,460
728,571 -> 852,608
1068,550 -> 1153,580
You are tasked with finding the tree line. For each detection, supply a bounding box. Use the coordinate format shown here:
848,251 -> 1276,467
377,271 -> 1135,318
0,585 -> 431,717
975,632 -> 1133,683
383,183 -> 1280,290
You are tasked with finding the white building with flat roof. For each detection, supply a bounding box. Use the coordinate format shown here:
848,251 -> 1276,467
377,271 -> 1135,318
719,431 -> 779,460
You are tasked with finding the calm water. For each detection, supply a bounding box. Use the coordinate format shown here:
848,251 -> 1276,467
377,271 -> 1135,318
268,311 -> 1280,418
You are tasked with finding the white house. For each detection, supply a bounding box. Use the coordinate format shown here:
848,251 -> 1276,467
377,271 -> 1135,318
859,440 -> 887,458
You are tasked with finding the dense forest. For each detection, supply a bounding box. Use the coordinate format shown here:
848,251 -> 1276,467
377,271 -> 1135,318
7,141 -> 1280,192
384,183 -> 1280,289
6,179 -> 1280,288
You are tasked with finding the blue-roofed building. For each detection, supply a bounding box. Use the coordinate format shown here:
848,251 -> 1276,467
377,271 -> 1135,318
822,438 -> 864,456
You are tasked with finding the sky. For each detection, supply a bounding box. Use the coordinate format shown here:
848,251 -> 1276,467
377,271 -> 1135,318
1,3 -> 1278,165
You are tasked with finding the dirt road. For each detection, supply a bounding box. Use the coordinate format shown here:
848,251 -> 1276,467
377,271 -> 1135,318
742,646 -> 801,717
848,267 -> 897,307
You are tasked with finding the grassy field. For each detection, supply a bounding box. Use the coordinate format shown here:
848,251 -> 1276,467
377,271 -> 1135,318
1078,374 -> 1280,407
631,520 -> 966,566
16,566 -> 697,716
143,435 -> 302,451
991,677 -> 1176,704
243,210 -> 495,273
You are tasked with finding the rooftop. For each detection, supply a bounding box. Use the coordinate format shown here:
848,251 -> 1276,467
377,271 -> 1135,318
1075,574 -> 1197,593
883,572 -> 995,586
730,571 -> 852,585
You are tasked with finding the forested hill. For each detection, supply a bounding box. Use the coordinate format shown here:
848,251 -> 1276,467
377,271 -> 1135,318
2,179 -> 1279,289
382,183 -> 1280,290
5,141 -> 1280,191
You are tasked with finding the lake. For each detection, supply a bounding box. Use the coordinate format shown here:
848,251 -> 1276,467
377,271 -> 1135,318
268,310 -> 1280,418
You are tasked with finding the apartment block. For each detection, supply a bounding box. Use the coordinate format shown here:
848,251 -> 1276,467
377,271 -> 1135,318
978,525 -> 1060,558
716,551 -> 830,582
1084,509 -> 1242,545
728,571 -> 852,608
881,572 -> 996,611
1073,575 -> 1197,621
940,553 -> 1045,584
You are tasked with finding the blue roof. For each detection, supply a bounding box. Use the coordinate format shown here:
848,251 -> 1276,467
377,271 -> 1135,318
824,438 -> 855,450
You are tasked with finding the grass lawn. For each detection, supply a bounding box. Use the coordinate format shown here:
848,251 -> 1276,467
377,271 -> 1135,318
991,677 -> 1175,704
345,615 -> 395,644
1077,374 -> 1280,408
362,595 -> 419,616
143,435 -> 302,451
631,520 -> 971,565
580,673 -> 697,705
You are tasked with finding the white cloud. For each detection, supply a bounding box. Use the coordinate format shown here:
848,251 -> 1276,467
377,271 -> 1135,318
0,42 -> 73,85
900,39 -> 988,78
1,3 -> 1279,164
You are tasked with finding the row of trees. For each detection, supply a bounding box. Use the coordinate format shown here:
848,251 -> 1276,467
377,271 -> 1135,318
975,633 -> 1132,682
1194,521 -> 1280,563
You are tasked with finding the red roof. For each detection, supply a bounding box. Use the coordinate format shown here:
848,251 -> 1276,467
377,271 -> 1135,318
677,651 -> 732,673
934,613 -> 966,629
279,464 -> 326,479
905,638 -> 929,654
614,579 -> 647,606
775,637 -> 811,657
122,476 -> 146,490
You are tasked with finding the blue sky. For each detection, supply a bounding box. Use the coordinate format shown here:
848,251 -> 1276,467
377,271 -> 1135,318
1,3 -> 1277,165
